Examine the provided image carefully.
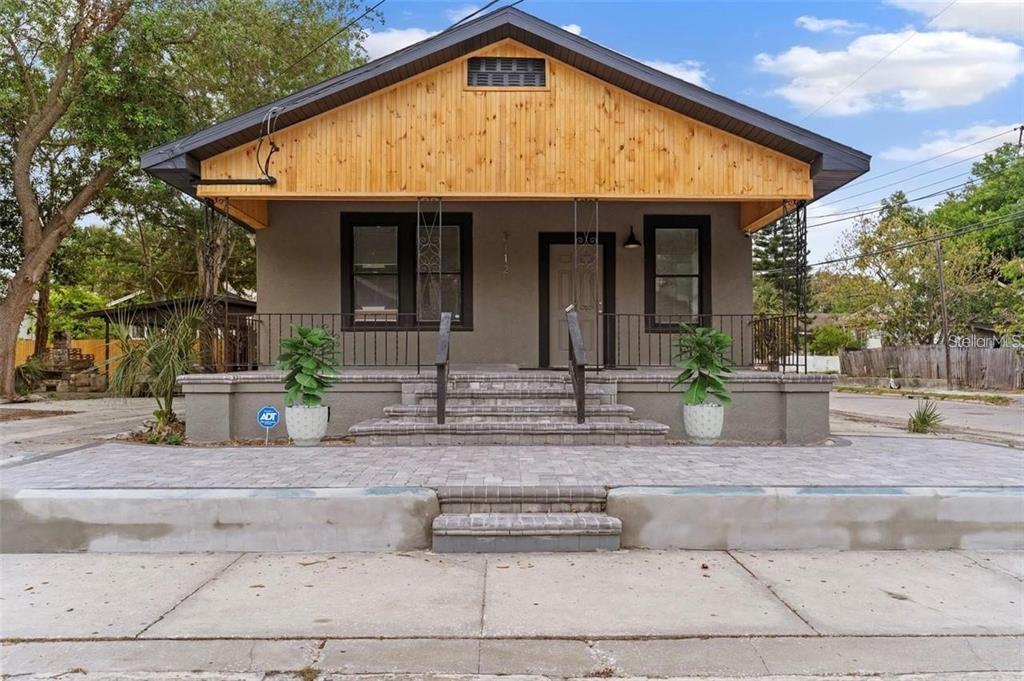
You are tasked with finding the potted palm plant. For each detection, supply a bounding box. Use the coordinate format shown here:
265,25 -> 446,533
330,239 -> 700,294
673,324 -> 733,445
278,325 -> 340,446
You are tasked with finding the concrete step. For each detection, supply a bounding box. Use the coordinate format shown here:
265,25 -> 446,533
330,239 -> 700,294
348,419 -> 669,445
436,484 -> 608,513
412,388 -> 605,407
431,512 -> 621,552
383,403 -> 635,424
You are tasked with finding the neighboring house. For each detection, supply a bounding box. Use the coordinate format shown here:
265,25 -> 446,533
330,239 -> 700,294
142,7 -> 869,444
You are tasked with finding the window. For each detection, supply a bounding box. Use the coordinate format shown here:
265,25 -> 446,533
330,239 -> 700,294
342,213 -> 473,327
417,224 -> 462,322
353,225 -> 398,321
467,57 -> 546,87
644,215 -> 709,329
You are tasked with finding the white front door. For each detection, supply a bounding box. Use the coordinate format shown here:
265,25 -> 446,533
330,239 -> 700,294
549,243 -> 603,367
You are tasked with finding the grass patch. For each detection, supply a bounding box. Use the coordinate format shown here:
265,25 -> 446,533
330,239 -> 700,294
835,385 -> 1012,406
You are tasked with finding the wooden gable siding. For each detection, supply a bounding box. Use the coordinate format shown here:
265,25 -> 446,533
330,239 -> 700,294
198,40 -> 812,202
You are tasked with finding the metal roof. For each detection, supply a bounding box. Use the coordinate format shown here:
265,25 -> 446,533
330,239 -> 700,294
142,6 -> 870,201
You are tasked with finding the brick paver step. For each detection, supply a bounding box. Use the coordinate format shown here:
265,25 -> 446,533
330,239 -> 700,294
433,512 -> 621,535
383,403 -> 634,423
349,419 -> 669,445
436,484 -> 608,513
431,511 -> 622,552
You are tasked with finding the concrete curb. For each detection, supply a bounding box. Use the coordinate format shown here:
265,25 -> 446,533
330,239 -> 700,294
0,487 -> 439,553
608,485 -> 1024,550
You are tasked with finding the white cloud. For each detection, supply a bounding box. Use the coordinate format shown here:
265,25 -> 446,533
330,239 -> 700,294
880,122 -> 1023,161
642,60 -> 709,88
561,23 -> 584,36
445,5 -> 480,23
886,0 -> 1024,38
795,16 -> 865,34
363,27 -> 437,60
756,30 -> 1023,115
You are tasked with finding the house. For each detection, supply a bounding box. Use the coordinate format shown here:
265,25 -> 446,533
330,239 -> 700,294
142,7 -> 869,444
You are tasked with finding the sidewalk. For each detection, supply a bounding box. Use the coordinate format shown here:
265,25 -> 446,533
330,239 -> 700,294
2,550 -> 1022,679
0,397 -> 155,463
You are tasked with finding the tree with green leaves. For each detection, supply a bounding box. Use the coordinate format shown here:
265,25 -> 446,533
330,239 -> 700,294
752,209 -> 808,314
1,0 -> 369,398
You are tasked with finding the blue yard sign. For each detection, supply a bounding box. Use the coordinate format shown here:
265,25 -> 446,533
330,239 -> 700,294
257,405 -> 280,445
257,405 -> 280,429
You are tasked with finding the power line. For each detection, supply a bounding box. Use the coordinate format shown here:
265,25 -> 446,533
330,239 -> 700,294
812,172 -> 972,217
798,0 -> 958,121
759,210 -> 1024,275
834,126 -> 1020,193
807,180 -> 974,229
281,0 -> 387,76
444,0 -> 504,31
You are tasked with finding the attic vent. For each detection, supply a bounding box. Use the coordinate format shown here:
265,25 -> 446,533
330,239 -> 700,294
467,57 -> 546,87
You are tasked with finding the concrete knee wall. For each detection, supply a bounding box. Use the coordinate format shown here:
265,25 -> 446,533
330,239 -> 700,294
0,487 -> 439,553
607,486 -> 1024,550
180,371 -> 834,444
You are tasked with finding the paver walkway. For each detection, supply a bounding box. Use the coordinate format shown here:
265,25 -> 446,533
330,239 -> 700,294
2,436 -> 1021,489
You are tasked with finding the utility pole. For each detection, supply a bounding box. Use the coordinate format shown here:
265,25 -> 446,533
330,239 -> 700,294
934,240 -> 952,390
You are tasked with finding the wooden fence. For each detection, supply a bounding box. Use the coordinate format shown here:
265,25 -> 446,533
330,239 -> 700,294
840,345 -> 1024,391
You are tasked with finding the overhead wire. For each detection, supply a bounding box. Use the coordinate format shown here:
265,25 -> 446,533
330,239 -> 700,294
829,126 -> 1020,194
807,179 -> 974,228
758,210 -> 1024,275
797,0 -> 959,121
280,0 -> 387,76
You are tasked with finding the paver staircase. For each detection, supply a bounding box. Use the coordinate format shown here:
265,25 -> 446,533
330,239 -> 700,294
348,371 -> 669,445
431,485 -> 620,552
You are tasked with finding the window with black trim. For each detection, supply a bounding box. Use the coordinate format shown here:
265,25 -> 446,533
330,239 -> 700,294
341,213 -> 473,327
644,215 -> 709,329
467,57 -> 546,87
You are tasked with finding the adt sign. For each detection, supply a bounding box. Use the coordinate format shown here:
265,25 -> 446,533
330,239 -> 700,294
257,405 -> 280,429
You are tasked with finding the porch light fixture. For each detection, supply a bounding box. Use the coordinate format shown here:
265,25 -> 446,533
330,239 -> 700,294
623,226 -> 642,250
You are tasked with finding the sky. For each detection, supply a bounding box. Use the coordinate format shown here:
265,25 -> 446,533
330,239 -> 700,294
361,0 -> 1023,259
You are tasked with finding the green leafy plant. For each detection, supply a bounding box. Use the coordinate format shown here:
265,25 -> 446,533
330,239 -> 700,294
14,357 -> 46,397
808,325 -> 863,355
108,305 -> 201,436
672,324 -> 733,406
278,326 -> 340,407
907,400 -> 944,434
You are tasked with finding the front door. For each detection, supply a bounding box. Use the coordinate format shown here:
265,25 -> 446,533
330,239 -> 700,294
548,243 -> 604,367
540,235 -> 610,372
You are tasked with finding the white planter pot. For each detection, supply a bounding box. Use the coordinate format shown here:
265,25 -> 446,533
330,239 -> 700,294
285,405 -> 329,446
683,403 -> 724,445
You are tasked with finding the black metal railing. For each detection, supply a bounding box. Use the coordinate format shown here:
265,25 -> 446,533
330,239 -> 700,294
566,305 -> 587,423
223,312 -> 427,371
435,312 -> 451,424
601,313 -> 806,371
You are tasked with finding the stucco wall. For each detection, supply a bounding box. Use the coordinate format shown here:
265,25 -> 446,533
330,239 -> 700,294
257,201 -> 752,367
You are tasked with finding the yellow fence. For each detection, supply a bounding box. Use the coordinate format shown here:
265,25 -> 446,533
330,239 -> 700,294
16,338 -> 123,373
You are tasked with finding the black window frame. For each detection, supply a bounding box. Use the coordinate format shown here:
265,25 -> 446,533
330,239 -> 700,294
341,212 -> 473,329
644,215 -> 711,333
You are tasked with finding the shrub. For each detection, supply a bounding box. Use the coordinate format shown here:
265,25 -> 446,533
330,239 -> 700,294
907,400 -> 944,434
808,325 -> 862,355
14,357 -> 46,396
109,305 -> 201,436
278,325 -> 340,407
672,324 -> 733,406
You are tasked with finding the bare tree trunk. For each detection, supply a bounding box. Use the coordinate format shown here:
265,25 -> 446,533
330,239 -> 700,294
32,274 -> 50,357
